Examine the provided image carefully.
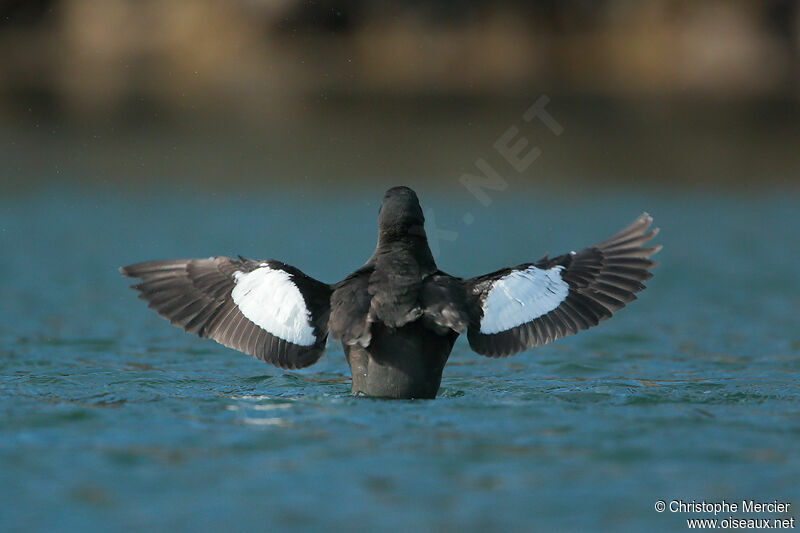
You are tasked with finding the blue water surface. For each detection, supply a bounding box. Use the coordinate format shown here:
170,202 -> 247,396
1,186 -> 798,532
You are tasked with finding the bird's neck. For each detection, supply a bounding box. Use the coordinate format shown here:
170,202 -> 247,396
372,224 -> 437,272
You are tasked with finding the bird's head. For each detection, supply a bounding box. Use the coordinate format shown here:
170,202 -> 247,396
377,186 -> 425,237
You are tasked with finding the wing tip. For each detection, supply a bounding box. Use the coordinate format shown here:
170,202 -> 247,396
595,212 -> 661,255
119,261 -> 141,278
118,259 -> 192,278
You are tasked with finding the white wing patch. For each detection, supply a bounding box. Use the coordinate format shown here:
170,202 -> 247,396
480,265 -> 569,334
231,265 -> 317,346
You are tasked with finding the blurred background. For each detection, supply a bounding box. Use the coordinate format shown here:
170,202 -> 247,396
3,3 -> 800,532
2,0 -> 799,191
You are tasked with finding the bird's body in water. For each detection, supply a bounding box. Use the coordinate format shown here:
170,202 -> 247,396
122,186 -> 660,399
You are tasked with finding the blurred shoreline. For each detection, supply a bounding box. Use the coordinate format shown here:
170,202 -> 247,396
1,0 -> 798,191
3,0 -> 798,113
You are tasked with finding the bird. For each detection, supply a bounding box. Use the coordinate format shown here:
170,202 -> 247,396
121,186 -> 660,399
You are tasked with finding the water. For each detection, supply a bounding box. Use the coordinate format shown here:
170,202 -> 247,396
1,186 -> 798,532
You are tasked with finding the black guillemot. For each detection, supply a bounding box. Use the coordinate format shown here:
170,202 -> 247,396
121,186 -> 660,399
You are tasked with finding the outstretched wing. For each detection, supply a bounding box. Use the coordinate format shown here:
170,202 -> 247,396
121,257 -> 331,369
465,213 -> 660,357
